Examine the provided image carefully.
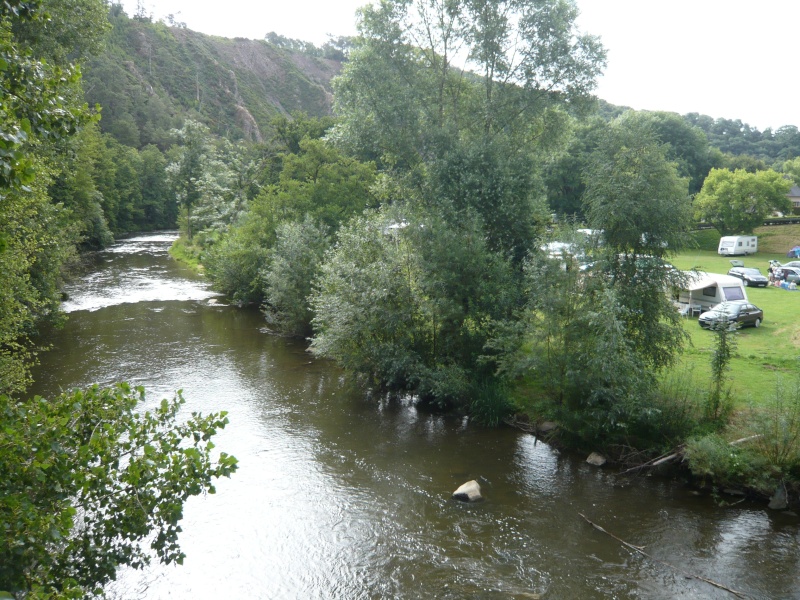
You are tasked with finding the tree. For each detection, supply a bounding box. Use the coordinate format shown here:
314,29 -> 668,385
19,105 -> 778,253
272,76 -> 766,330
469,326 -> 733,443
11,0 -> 110,64
490,229 -> 653,443
47,122 -> 114,249
544,116 -> 606,220
693,168 -> 792,235
205,138 -> 376,303
780,156 -> 800,187
583,111 -> 691,370
166,119 -> 214,241
0,383 -> 237,597
139,143 -> 175,229
0,0 -> 94,191
332,0 -> 606,170
0,167 -> 78,394
263,217 -> 330,337
310,204 -> 518,409
643,111 -> 719,195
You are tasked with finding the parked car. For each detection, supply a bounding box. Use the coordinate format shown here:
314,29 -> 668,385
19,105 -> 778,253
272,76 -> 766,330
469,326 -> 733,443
698,302 -> 763,329
727,267 -> 768,287
781,261 -> 800,269
777,266 -> 800,283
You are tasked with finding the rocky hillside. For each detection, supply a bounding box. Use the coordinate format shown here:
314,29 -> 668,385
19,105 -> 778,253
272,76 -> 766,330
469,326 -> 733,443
83,7 -> 342,148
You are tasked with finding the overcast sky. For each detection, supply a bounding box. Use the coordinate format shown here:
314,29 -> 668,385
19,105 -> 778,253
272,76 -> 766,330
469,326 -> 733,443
120,0 -> 798,131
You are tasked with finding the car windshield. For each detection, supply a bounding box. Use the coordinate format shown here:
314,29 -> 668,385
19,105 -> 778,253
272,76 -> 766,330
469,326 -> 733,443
741,268 -> 762,275
715,303 -> 741,316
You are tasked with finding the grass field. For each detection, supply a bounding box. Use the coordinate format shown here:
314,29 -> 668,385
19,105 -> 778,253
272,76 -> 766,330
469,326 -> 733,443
671,225 -> 800,405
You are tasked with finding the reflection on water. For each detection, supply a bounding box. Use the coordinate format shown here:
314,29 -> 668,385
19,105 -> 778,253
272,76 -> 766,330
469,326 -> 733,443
29,233 -> 800,600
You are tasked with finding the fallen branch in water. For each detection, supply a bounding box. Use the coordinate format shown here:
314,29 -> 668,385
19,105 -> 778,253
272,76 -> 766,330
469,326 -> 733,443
617,446 -> 684,475
578,513 -> 748,599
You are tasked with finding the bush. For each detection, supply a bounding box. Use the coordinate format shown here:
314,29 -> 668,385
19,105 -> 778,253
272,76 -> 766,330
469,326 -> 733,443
746,380 -> 800,481
204,229 -> 268,304
262,217 -> 329,336
468,377 -> 513,427
685,433 -> 756,488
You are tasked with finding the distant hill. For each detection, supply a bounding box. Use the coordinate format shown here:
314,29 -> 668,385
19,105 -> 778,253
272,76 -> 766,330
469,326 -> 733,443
83,6 -> 342,149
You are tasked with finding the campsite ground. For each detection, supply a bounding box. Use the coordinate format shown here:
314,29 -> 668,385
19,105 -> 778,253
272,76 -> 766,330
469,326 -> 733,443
672,225 -> 800,406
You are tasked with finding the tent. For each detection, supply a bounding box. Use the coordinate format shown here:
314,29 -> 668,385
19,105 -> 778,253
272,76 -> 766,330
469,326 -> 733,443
787,246 -> 800,258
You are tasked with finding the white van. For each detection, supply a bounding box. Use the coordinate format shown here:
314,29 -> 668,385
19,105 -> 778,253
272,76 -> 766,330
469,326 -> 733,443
718,235 -> 757,256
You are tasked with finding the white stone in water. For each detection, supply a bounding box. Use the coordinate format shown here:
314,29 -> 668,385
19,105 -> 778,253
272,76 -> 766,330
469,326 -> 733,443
586,452 -> 607,466
452,480 -> 482,502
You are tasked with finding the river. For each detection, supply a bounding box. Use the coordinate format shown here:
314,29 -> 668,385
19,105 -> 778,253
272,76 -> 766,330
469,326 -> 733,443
29,233 -> 800,599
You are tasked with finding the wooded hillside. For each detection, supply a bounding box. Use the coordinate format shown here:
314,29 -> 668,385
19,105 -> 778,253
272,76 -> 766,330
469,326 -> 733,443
84,6 -> 342,148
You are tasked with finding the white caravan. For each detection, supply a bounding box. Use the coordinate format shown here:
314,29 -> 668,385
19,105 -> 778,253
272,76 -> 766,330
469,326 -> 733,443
675,271 -> 748,315
718,235 -> 757,256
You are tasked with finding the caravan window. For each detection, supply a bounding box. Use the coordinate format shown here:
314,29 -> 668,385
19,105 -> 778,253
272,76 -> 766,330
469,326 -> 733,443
723,286 -> 745,301
702,286 -> 717,297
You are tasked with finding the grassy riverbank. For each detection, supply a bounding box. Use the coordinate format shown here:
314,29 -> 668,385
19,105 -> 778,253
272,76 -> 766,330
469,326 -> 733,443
168,236 -> 205,274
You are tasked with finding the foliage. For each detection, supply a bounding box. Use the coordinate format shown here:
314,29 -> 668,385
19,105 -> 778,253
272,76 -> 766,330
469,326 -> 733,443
747,380 -> 800,478
544,116 -> 606,220
684,113 -> 800,163
0,0 -> 95,191
685,379 -> 800,496
11,0 -> 110,64
426,135 -> 549,264
583,111 -> 691,370
332,0 -> 606,170
48,123 -> 176,244
640,110 -> 720,195
685,434 -> 755,489
311,205 -> 518,409
468,377 -> 513,427
491,232 -> 657,446
271,112 -> 336,155
203,215 -> 269,304
693,168 -> 792,235
706,316 -> 736,422
206,137 -> 376,303
166,119 -> 211,241
0,163 -> 77,394
263,217 -> 330,337
779,156 -> 800,187
0,383 -> 237,597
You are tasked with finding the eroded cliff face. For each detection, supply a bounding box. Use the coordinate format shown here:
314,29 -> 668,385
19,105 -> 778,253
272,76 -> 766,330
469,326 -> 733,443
84,12 -> 342,146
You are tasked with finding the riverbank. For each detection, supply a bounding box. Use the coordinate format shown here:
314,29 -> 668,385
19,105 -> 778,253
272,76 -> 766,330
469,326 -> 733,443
168,228 -> 800,513
168,236 -> 205,273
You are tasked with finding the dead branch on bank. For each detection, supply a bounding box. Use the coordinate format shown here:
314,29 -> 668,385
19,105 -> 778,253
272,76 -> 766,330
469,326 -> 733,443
618,435 -> 763,477
578,513 -> 748,599
617,446 -> 685,475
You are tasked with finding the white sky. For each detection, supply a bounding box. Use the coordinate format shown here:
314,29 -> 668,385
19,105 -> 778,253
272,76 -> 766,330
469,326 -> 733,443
121,0 -> 798,131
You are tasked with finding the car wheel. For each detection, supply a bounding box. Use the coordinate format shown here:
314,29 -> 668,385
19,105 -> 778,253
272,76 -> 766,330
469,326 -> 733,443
755,318 -> 761,328
743,280 -> 749,286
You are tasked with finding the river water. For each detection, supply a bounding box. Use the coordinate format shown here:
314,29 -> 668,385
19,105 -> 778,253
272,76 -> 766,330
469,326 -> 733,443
29,233 -> 800,600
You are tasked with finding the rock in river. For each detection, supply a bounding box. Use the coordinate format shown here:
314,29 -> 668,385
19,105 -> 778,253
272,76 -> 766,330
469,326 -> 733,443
452,480 -> 482,502
586,452 -> 607,466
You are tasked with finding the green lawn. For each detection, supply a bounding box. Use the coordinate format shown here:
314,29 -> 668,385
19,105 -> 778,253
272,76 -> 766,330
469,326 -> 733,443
670,246 -> 800,405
